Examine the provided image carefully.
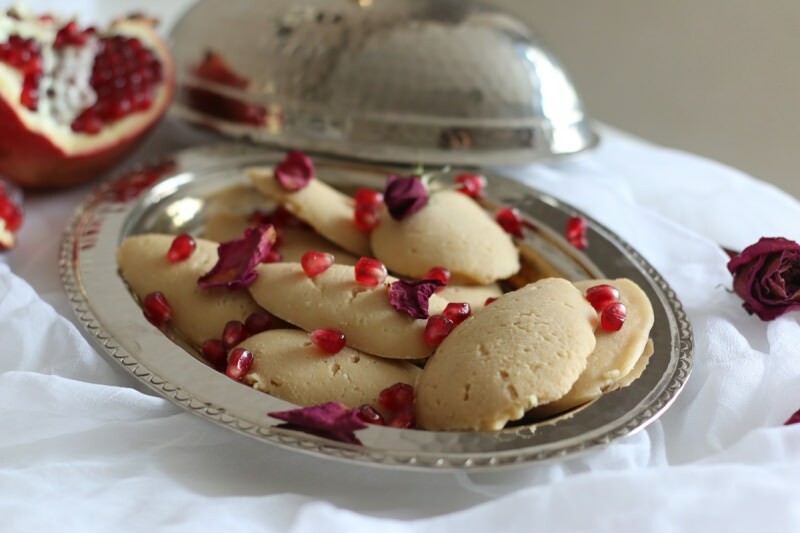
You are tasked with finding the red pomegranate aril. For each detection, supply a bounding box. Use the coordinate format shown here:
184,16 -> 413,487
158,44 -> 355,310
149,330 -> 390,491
166,233 -> 196,263
496,207 -> 524,238
424,315 -> 455,345
226,347 -> 253,381
357,404 -> 385,425
353,204 -> 380,233
201,338 -> 227,369
309,328 -> 346,354
244,312 -> 272,335
379,382 -> 415,412
601,302 -> 627,332
142,291 -> 171,327
454,173 -> 487,198
0,196 -> 23,232
584,284 -> 620,311
222,320 -> 249,350
442,302 -> 471,325
301,250 -> 334,277
484,297 -> 498,306
354,188 -> 384,208
566,216 -> 588,249
388,409 -> 416,429
424,266 -> 451,286
354,257 -> 387,286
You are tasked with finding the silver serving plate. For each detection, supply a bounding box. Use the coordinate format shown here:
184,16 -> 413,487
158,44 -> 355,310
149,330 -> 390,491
60,144 -> 691,471
169,0 -> 598,166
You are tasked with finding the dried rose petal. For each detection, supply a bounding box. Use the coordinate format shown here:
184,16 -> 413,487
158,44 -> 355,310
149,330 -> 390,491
785,408 -> 800,426
388,279 -> 445,319
275,150 -> 314,191
727,237 -> 800,321
269,402 -> 367,445
383,175 -> 428,220
198,225 -> 276,289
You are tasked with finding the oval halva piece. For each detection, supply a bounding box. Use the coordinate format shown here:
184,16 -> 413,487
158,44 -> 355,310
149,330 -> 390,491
247,166 -> 371,257
370,190 -> 520,284
531,278 -> 655,416
416,278 -> 598,431
248,263 -> 447,360
203,211 -> 358,265
238,329 -> 421,411
117,234 -> 264,346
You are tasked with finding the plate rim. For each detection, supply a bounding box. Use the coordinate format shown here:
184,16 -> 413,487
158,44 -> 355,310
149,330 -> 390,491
59,143 -> 693,472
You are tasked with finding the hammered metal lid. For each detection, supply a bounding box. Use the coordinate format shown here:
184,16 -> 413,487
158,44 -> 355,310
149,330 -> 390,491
170,0 -> 599,166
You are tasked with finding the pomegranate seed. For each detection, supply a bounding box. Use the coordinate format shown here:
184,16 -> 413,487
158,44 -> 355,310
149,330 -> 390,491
0,196 -> 23,232
357,404 -> 385,425
201,338 -> 227,370
566,216 -> 588,249
309,328 -> 346,354
166,233 -> 196,263
388,409 -> 416,429
379,383 -> 415,412
484,297 -> 498,306
222,320 -> 249,349
424,266 -> 451,286
262,249 -> 282,263
142,291 -> 171,327
584,284 -> 620,311
442,302 -> 471,325
354,257 -> 387,286
301,250 -> 334,276
454,173 -> 487,198
353,204 -> 380,232
495,207 -> 524,238
601,302 -> 627,332
244,312 -> 272,335
226,347 -> 254,381
424,315 -> 455,345
354,188 -> 384,208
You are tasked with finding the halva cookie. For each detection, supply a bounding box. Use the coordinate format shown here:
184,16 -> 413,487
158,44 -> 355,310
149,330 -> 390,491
616,338 -> 654,388
203,211 -> 358,265
438,283 -> 503,310
238,329 -> 421,411
415,278 -> 598,431
248,263 -> 448,360
370,190 -> 520,284
531,278 -> 656,416
117,234 -> 265,346
247,166 -> 371,256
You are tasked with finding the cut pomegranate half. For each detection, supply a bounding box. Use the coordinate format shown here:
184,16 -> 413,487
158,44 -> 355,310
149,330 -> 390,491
0,9 -> 175,188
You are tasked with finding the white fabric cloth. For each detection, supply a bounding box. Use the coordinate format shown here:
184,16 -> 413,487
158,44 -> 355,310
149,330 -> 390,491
2,1 -> 800,531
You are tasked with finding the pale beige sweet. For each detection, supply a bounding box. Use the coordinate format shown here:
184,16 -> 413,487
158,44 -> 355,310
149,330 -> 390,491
238,329 -> 421,410
247,166 -> 371,256
438,283 -> 503,310
530,278 -> 656,417
616,339 -> 654,388
116,234 -> 265,346
248,263 -> 447,360
203,211 -> 358,265
416,278 -> 598,431
370,190 -> 520,284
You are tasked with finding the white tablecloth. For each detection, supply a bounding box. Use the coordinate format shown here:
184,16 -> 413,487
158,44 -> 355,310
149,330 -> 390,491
2,2 -> 800,531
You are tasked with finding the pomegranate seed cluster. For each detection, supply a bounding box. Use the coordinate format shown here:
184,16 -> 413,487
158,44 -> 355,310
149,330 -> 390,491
584,284 -> 627,332
0,35 -> 43,110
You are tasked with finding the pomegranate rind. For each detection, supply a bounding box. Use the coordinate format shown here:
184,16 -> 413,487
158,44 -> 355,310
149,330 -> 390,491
0,218 -> 15,250
0,15 -> 175,189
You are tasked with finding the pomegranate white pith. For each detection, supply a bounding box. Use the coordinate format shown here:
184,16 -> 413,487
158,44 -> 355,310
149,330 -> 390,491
0,9 -> 174,188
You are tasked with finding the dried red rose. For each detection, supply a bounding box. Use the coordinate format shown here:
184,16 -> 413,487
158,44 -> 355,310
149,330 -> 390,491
275,150 -> 314,191
388,279 -> 445,319
198,225 -> 276,290
726,237 -> 800,321
785,408 -> 800,426
269,402 -> 367,445
383,175 -> 428,220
